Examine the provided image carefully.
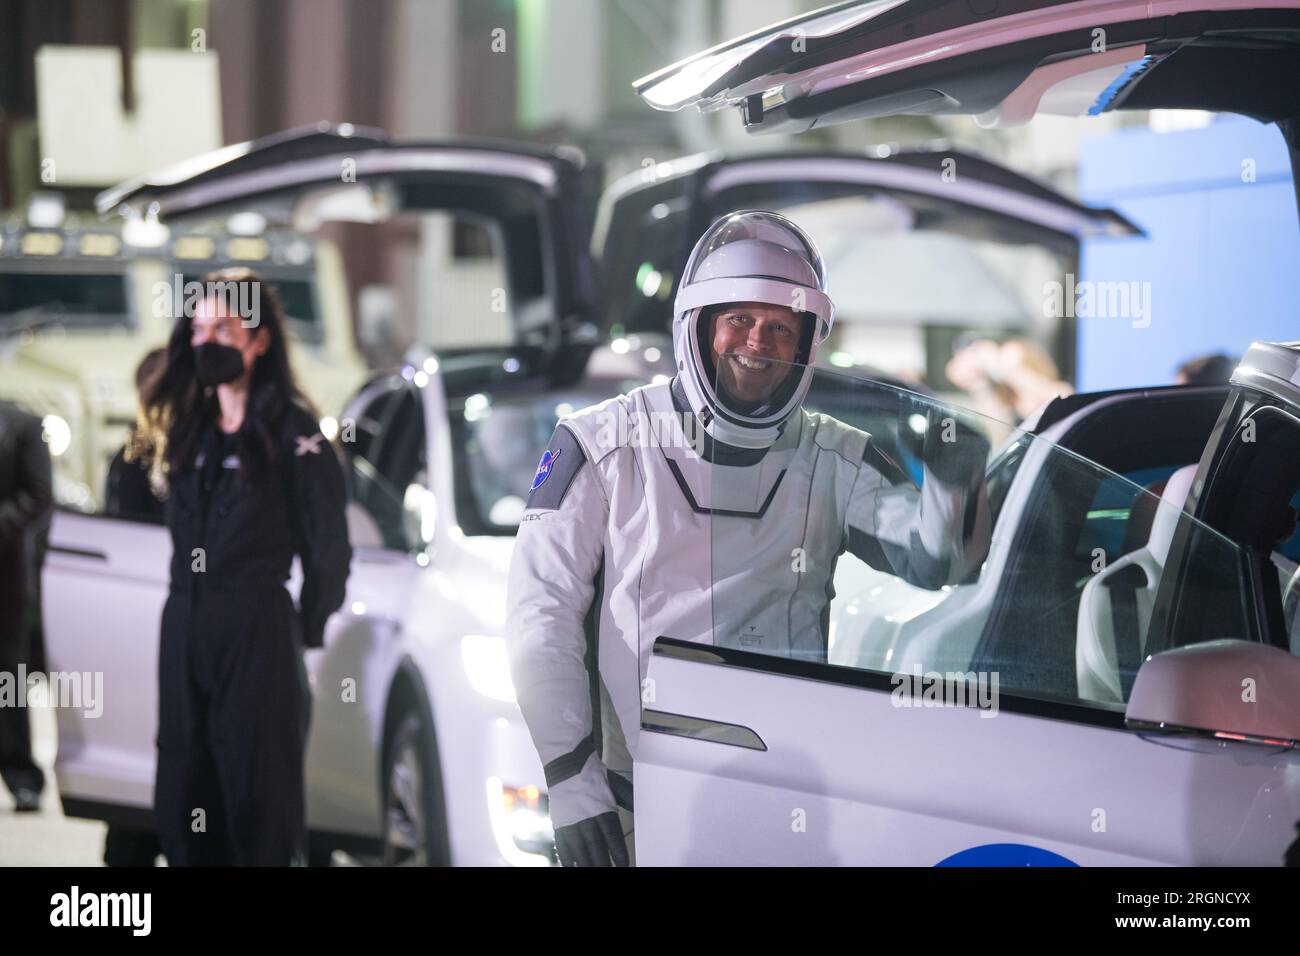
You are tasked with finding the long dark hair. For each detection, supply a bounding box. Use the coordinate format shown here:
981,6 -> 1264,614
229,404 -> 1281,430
139,267 -> 313,489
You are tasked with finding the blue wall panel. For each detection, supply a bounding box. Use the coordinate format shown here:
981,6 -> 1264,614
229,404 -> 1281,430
1077,116 -> 1298,391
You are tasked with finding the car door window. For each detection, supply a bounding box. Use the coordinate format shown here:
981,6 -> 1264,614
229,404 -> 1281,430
706,362 -> 1256,713
340,377 -> 427,551
1164,402 -> 1300,659
1274,489 -> 1300,654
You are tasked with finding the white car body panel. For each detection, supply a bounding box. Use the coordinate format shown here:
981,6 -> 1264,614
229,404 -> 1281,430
45,514 -> 168,810
636,648 -> 1300,866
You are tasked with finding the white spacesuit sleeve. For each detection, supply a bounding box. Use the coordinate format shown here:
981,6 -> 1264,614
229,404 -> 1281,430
505,422 -> 618,827
844,433 -> 992,590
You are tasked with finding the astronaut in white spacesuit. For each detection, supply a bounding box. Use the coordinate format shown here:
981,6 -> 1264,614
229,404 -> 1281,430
506,210 -> 992,866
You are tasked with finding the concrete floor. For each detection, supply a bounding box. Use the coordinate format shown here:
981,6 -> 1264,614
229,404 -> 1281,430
0,701 -> 108,866
0,702 -> 372,867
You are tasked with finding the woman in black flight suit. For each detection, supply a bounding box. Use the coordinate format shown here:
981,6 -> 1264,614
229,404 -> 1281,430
139,268 -> 351,865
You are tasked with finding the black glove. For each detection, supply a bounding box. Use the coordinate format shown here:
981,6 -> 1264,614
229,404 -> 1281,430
554,811 -> 629,867
901,408 -> 989,486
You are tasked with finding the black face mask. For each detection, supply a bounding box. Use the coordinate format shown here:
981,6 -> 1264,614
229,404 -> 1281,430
193,343 -> 246,387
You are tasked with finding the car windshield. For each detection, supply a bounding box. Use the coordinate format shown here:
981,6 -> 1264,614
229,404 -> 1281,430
452,382 -> 636,534
0,269 -> 132,332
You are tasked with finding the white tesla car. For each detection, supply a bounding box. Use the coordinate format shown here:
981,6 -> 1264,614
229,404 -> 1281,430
627,0 -> 1300,865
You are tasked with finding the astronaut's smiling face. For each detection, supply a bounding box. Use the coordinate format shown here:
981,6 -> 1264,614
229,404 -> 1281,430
710,302 -> 805,404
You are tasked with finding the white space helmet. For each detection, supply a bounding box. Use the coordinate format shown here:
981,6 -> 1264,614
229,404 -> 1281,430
673,210 -> 834,449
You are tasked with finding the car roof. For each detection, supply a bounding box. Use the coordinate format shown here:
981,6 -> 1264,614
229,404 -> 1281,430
1231,340 -> 1300,408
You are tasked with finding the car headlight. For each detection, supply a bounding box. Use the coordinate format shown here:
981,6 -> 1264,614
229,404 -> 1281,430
460,634 -> 516,703
486,778 -> 554,866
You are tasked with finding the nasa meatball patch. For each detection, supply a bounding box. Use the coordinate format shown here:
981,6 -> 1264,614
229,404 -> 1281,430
525,424 -> 586,510
531,448 -> 561,490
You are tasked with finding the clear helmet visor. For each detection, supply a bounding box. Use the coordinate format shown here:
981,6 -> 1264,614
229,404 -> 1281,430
672,210 -> 835,449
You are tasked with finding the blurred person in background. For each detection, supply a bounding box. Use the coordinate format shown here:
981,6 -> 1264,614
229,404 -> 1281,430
137,268 -> 351,865
0,398 -> 54,813
945,336 -> 1074,428
106,348 -> 168,524
100,346 -> 168,865
1175,352 -> 1238,385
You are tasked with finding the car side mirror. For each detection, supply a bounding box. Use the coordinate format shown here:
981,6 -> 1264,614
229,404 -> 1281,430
1125,639 -> 1300,750
402,482 -> 437,549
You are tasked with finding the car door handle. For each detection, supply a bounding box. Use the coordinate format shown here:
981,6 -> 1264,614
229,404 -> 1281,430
641,709 -> 767,751
48,544 -> 108,562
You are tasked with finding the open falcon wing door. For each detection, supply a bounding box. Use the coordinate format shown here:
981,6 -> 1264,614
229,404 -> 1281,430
593,147 -> 1140,382
97,123 -> 600,380
635,0 -> 1300,206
